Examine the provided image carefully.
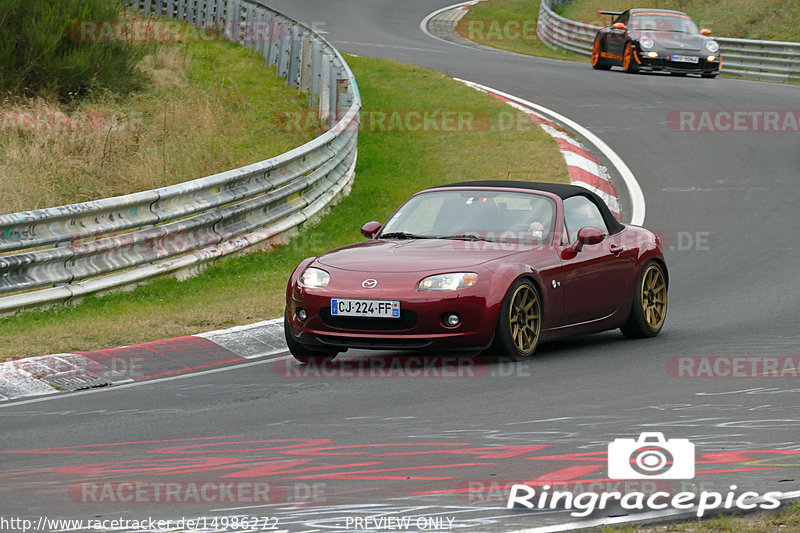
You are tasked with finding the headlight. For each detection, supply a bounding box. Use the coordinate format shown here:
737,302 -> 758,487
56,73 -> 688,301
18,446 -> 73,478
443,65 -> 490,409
705,40 -> 719,53
300,267 -> 330,288
419,273 -> 478,291
640,36 -> 655,49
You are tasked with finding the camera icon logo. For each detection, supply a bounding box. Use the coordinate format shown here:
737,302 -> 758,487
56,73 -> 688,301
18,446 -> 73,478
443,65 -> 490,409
608,432 -> 695,480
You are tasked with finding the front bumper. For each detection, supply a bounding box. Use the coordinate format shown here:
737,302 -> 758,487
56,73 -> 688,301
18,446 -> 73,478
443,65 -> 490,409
636,50 -> 721,73
287,286 -> 498,352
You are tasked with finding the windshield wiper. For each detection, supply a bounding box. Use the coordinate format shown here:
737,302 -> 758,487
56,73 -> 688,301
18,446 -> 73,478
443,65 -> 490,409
379,232 -> 435,240
441,234 -> 491,242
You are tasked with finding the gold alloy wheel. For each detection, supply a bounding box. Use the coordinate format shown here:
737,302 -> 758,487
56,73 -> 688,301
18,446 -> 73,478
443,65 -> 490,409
641,264 -> 667,330
508,284 -> 541,354
592,40 -> 601,66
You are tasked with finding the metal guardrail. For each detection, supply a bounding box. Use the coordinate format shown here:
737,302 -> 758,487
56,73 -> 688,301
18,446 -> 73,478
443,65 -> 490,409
715,38 -> 800,82
537,0 -> 599,56
0,0 -> 361,314
537,0 -> 800,82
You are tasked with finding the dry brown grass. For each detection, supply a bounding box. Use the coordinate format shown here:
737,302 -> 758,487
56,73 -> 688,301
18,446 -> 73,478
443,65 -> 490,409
0,38 -> 316,214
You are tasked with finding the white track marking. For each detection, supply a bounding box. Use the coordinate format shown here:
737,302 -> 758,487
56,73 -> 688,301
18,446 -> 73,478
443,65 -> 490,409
455,78 -> 646,226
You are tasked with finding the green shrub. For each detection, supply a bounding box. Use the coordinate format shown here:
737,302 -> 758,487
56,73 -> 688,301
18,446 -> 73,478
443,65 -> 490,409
0,0 -> 147,101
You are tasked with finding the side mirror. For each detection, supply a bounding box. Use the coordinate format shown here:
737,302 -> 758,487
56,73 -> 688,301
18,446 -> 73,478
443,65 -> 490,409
701,28 -> 712,36
361,221 -> 382,239
578,226 -> 605,246
612,22 -> 626,30
562,227 -> 605,259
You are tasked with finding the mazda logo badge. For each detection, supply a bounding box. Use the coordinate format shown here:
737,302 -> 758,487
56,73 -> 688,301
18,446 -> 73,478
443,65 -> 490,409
362,279 -> 378,288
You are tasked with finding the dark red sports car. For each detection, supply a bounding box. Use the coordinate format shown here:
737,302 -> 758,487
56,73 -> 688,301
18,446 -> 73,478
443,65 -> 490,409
285,181 -> 668,363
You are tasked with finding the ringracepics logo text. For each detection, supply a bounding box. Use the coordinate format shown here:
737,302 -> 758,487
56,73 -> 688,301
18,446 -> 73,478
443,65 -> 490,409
507,433 -> 784,517
507,483 -> 782,517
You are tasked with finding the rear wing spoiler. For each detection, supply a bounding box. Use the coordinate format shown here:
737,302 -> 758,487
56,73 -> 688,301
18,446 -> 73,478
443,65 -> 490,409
598,10 -> 622,25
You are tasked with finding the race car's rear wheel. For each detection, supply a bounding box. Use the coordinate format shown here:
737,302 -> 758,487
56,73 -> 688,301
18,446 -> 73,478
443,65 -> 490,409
591,39 -> 611,70
622,42 -> 639,73
621,261 -> 667,339
490,279 -> 542,360
284,310 -> 339,364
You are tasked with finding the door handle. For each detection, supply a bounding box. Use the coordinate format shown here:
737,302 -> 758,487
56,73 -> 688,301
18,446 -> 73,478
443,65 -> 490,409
610,244 -> 624,255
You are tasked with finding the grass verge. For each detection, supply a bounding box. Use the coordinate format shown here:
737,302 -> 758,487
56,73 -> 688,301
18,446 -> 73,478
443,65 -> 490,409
601,500 -> 800,533
455,0 -> 583,61
0,55 -> 567,360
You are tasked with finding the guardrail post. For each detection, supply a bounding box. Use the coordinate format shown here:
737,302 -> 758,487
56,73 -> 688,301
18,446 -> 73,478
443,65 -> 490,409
213,0 -> 224,28
319,53 -> 332,124
277,25 -> 291,79
262,15 -> 274,65
287,27 -> 302,88
196,0 -> 205,24
242,3 -> 255,49
327,59 -> 338,127
268,19 -> 283,68
299,33 -> 313,93
226,0 -> 241,43
185,0 -> 195,24
335,72 -> 352,123
310,40 -> 323,106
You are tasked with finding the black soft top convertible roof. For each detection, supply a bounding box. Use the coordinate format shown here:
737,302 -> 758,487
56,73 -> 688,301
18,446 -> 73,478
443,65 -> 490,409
432,180 -> 625,233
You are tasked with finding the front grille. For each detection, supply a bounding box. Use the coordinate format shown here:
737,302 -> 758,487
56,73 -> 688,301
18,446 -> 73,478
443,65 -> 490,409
320,307 -> 418,331
317,336 -> 432,350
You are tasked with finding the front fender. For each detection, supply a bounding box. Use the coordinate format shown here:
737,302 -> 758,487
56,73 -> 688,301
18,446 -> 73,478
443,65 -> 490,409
484,263 -> 556,329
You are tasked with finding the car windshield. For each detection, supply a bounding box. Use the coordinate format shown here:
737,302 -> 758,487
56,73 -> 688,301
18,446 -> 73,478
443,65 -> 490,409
378,189 -> 557,245
631,13 -> 699,35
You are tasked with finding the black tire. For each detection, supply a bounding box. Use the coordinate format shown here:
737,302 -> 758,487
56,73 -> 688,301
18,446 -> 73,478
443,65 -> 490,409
591,39 -> 611,70
284,310 -> 339,364
489,278 -> 543,360
621,261 -> 668,339
622,42 -> 639,73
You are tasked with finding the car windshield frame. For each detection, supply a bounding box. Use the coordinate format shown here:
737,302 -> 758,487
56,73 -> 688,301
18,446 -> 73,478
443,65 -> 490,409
377,189 -> 559,246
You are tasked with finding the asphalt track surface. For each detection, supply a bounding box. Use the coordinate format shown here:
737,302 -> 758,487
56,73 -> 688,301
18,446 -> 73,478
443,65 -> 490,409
2,1 -> 799,531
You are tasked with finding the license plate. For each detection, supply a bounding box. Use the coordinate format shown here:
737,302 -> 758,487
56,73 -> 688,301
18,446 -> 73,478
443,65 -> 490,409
331,298 -> 400,318
670,54 -> 698,63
